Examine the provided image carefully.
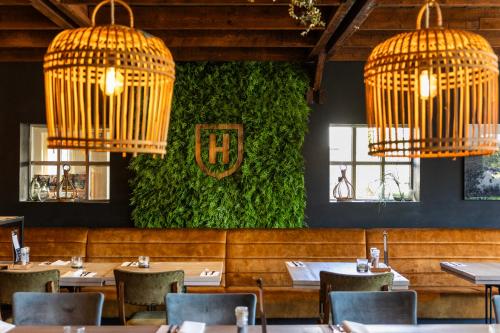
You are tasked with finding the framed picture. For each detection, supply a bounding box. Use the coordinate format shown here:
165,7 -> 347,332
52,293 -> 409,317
465,129 -> 500,200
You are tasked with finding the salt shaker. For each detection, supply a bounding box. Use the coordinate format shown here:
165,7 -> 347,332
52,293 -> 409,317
235,306 -> 248,333
370,247 -> 380,268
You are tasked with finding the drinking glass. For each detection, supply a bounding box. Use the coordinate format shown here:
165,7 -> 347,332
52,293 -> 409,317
71,256 -> 83,269
356,258 -> 369,273
20,247 -> 30,265
138,256 -> 150,268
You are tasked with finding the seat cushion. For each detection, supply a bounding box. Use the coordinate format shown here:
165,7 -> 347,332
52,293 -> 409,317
86,228 -> 227,262
226,286 -> 319,318
226,228 -> 366,288
0,227 -> 88,261
127,311 -> 166,326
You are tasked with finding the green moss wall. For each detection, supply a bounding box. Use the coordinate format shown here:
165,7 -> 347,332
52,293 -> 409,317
129,62 -> 311,228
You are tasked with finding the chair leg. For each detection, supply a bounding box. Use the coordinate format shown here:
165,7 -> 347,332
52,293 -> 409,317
117,281 -> 127,326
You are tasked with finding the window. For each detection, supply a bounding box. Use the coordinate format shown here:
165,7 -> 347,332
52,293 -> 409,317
329,125 -> 419,202
20,125 -> 110,202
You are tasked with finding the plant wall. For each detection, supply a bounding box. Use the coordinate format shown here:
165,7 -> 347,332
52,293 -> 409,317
129,62 -> 311,228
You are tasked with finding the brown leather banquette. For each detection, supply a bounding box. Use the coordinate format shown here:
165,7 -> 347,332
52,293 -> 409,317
0,227 -> 498,319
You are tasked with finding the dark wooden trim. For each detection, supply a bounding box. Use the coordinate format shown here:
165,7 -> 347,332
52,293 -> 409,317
307,51 -> 327,105
309,0 -> 355,58
60,0 -> 341,5
325,0 -> 377,58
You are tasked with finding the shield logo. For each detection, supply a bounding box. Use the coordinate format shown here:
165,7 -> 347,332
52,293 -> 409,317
195,124 -> 244,179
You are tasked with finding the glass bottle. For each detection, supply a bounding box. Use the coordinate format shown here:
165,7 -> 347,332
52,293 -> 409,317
57,164 -> 78,201
235,306 -> 248,333
38,182 -> 50,202
332,165 -> 354,201
30,176 -> 40,201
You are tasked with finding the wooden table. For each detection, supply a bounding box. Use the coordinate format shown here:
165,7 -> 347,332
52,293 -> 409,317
8,325 -> 500,333
441,261 -> 500,324
0,261 -> 223,287
286,262 -> 410,290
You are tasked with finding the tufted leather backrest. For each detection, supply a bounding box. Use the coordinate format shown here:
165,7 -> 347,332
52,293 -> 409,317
366,228 -> 500,292
0,227 -> 88,261
226,229 -> 366,287
86,228 -> 227,263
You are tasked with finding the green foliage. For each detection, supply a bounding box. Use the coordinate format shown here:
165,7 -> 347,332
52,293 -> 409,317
129,62 -> 311,228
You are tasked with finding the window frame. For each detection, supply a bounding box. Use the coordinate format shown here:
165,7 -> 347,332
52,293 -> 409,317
329,124 -> 418,202
25,124 -> 110,203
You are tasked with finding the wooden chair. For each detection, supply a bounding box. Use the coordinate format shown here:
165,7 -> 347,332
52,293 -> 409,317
113,269 -> 184,326
0,269 -> 59,321
13,292 -> 104,325
319,271 -> 393,324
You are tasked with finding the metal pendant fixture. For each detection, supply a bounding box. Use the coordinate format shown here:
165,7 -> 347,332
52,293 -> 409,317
364,0 -> 499,158
43,0 -> 175,156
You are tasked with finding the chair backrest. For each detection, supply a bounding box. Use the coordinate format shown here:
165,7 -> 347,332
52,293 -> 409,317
0,270 -> 60,305
114,269 -> 184,306
166,293 -> 257,325
493,295 -> 500,323
12,292 -> 104,326
329,291 -> 417,325
319,271 -> 393,324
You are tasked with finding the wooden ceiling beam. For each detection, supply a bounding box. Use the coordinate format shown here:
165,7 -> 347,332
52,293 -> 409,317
377,0 -> 500,7
309,0 -> 355,58
363,7 -> 500,31
60,0 -> 341,5
31,0 -> 89,28
0,30 -> 319,48
324,0 -> 376,58
345,30 -> 500,48
0,6 -> 57,29
91,5 -> 329,30
0,47 -> 309,62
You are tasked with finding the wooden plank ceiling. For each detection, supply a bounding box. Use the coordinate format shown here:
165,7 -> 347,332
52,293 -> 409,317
0,0 -> 500,62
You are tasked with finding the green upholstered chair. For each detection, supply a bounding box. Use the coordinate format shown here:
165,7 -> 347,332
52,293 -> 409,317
329,291 -> 417,325
12,292 -> 104,326
113,269 -> 184,326
0,269 -> 60,321
166,293 -> 257,325
319,271 -> 393,324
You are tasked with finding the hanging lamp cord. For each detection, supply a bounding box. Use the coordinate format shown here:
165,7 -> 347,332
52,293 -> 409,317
417,0 -> 442,29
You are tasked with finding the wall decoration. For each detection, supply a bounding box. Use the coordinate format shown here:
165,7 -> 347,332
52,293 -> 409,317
465,138 -> 500,200
195,124 -> 244,180
129,62 -> 310,228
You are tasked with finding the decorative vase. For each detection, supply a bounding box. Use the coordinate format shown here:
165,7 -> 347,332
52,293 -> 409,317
57,164 -> 78,201
332,165 -> 354,201
38,182 -> 50,202
30,177 -> 40,201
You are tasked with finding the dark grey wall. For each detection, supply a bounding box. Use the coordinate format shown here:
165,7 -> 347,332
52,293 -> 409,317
0,63 -> 133,228
0,62 -> 499,228
304,62 -> 500,228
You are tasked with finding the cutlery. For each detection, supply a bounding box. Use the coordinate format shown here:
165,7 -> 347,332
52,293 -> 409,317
211,270 -> 216,275
292,261 -> 298,267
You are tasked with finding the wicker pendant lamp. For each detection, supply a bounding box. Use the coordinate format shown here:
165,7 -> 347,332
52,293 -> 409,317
364,0 -> 499,158
43,0 -> 175,156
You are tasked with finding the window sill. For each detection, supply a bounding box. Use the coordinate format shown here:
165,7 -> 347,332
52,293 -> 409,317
329,199 -> 419,203
20,200 -> 110,204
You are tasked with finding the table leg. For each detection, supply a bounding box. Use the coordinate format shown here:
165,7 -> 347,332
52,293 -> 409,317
486,285 -> 489,324
490,285 -> 493,324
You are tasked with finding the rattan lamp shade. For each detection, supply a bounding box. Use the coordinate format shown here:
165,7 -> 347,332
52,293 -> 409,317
364,0 -> 499,158
43,0 -> 175,156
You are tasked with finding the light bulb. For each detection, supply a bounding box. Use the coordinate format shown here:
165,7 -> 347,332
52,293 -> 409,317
100,67 -> 124,96
419,70 -> 437,99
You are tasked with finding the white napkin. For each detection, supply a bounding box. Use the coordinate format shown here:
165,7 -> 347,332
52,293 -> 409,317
121,261 -> 139,267
342,321 -> 370,333
51,260 -> 70,266
286,261 -> 306,268
155,326 -> 169,333
62,270 -> 97,278
179,321 -> 205,333
443,262 -> 467,267
0,320 -> 14,333
200,270 -> 220,277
